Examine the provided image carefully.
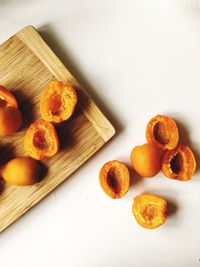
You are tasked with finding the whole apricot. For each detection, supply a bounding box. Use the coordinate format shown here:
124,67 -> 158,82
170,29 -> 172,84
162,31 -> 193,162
146,114 -> 179,151
162,144 -> 196,181
132,194 -> 167,229
99,160 -> 130,199
130,143 -> 161,177
0,106 -> 23,136
1,157 -> 42,186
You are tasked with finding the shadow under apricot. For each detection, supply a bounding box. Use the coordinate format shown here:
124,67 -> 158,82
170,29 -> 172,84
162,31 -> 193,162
55,124 -> 76,152
54,107 -> 80,152
12,89 -> 36,130
0,143 -> 16,166
37,161 -> 49,183
0,179 -> 5,195
167,200 -> 178,218
174,118 -> 200,174
127,163 -> 144,188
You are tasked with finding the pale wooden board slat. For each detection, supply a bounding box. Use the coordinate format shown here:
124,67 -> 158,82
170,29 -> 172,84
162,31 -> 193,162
0,26 -> 115,232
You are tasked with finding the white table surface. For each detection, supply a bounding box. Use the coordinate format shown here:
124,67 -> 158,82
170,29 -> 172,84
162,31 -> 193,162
1,1 -> 200,267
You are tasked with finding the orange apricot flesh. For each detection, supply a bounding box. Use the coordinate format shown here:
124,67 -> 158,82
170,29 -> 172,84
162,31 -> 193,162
132,194 -> 167,229
99,160 -> 130,199
146,114 -> 179,150
1,157 -> 42,186
24,119 -> 59,160
0,85 -> 18,108
0,106 -> 22,136
40,80 -> 77,123
162,144 -> 196,181
130,143 -> 161,177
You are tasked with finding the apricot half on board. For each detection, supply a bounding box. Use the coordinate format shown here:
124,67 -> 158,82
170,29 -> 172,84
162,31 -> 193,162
162,144 -> 196,181
24,119 -> 59,160
40,80 -> 77,123
99,160 -> 130,199
1,157 -> 42,186
132,194 -> 167,229
0,85 -> 18,108
130,143 -> 161,177
0,106 -> 22,136
146,114 -> 179,151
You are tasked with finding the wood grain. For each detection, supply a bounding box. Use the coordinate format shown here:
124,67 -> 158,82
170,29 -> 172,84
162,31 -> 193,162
0,25 -> 115,232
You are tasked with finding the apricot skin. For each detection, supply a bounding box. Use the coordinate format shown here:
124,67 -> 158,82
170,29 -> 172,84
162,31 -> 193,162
99,160 -> 130,199
130,143 -> 161,177
162,144 -> 196,181
0,106 -> 22,136
146,114 -> 179,151
132,194 -> 167,229
0,85 -> 18,108
1,157 -> 42,186
24,119 -> 59,160
40,80 -> 77,123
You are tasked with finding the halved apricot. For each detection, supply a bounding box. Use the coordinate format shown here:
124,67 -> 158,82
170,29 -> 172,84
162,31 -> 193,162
130,143 -> 161,177
1,157 -> 42,186
146,115 -> 179,150
24,119 -> 59,160
0,106 -> 22,136
99,160 -> 130,199
0,85 -> 18,108
132,194 -> 167,229
40,80 -> 77,123
162,144 -> 196,181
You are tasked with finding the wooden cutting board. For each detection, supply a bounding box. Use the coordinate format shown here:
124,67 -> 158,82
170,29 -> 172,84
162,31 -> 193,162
0,25 -> 115,232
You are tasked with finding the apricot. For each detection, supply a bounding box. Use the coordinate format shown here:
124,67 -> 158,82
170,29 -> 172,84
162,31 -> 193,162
146,114 -> 179,150
40,80 -> 77,123
132,194 -> 167,229
24,119 -> 59,160
130,143 -> 161,177
1,157 -> 42,186
162,144 -> 196,181
99,160 -> 130,199
0,106 -> 22,136
0,85 -> 18,108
